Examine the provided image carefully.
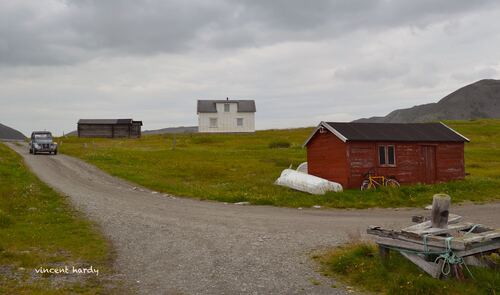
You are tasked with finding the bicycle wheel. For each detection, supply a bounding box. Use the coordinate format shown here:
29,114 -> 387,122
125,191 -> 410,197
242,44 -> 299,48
360,180 -> 370,190
385,178 -> 400,188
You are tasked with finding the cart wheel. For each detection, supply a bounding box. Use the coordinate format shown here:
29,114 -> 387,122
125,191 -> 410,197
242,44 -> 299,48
385,178 -> 400,188
360,180 -> 371,190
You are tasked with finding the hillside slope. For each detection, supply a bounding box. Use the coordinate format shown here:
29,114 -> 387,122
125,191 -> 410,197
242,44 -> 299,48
0,123 -> 26,140
356,79 -> 500,123
143,126 -> 198,135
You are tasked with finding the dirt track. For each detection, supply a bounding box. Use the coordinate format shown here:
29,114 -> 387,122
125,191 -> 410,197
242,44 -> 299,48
6,142 -> 500,294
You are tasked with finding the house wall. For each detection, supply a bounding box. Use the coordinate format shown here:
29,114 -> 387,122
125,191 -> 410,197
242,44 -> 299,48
78,124 -> 140,138
78,124 -> 113,138
306,131 -> 349,187
131,123 -> 141,138
198,102 -> 255,133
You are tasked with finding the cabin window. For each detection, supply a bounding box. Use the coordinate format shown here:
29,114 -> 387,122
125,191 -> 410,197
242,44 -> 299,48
224,104 -> 230,112
378,145 -> 396,166
387,146 -> 395,165
209,118 -> 218,128
237,118 -> 243,126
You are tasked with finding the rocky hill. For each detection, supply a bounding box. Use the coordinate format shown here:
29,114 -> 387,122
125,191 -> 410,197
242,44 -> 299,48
355,79 -> 500,123
0,123 -> 26,140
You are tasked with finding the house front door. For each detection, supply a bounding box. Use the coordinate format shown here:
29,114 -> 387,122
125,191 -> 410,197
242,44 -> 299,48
421,145 -> 437,183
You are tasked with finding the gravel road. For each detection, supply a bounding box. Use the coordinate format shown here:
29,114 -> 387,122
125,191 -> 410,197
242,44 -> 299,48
6,142 -> 500,294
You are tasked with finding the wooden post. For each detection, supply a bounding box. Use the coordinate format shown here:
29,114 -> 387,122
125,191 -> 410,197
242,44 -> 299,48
378,245 -> 390,262
431,194 -> 450,228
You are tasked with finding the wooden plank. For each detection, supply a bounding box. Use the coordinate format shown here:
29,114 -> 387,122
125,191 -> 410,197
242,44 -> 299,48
375,237 -> 449,253
402,214 -> 462,233
368,227 -> 466,250
400,252 -> 442,278
460,229 -> 500,244
409,222 -> 475,236
455,240 -> 500,257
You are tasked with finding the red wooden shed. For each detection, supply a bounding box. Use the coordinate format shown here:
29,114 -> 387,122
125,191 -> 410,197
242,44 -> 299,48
304,122 -> 469,189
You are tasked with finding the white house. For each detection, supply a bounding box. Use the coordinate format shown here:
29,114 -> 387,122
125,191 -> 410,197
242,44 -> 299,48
197,99 -> 256,133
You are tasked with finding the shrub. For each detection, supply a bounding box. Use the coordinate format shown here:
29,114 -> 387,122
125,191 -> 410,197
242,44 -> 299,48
268,140 -> 291,149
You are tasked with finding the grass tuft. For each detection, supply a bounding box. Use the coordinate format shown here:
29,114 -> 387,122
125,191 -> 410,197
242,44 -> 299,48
317,243 -> 500,295
268,140 -> 291,149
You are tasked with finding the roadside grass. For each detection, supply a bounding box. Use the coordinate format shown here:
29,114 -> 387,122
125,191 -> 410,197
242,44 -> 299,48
0,143 -> 124,294
59,119 -> 500,208
315,243 -> 500,295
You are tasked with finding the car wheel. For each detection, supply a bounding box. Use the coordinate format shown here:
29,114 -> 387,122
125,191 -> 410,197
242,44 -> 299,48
54,150 -> 58,155
33,150 -> 37,155
29,148 -> 33,154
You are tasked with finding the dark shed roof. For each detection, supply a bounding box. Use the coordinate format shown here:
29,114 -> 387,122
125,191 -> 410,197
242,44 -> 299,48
197,100 -> 256,113
78,119 -> 133,125
304,122 -> 469,145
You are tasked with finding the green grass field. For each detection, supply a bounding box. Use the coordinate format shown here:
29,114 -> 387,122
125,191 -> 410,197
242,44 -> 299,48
0,143 -> 124,294
59,119 -> 500,208
315,243 -> 500,294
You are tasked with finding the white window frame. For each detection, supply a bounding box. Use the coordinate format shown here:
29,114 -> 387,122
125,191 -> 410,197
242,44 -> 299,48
209,118 -> 218,128
224,104 -> 230,112
236,118 -> 243,127
378,144 -> 396,167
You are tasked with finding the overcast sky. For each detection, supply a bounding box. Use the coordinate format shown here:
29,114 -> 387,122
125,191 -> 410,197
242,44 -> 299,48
1,0 -> 500,135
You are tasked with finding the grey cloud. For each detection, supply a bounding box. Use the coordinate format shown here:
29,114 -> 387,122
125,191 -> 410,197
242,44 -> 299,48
335,61 -> 410,82
451,67 -> 498,82
1,0 -> 499,66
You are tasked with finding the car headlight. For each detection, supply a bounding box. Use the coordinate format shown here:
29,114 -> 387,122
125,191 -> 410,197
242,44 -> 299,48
34,143 -> 40,148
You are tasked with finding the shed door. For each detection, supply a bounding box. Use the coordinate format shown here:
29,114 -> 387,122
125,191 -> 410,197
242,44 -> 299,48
421,146 -> 437,183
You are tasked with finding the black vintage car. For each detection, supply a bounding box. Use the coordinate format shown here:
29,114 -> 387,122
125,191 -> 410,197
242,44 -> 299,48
29,131 -> 58,155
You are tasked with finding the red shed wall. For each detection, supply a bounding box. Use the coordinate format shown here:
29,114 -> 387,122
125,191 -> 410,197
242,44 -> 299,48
306,132 -> 349,187
346,141 -> 465,188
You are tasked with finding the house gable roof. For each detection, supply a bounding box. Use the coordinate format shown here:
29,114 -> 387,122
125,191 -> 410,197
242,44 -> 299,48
197,100 -> 256,113
78,119 -> 134,125
303,122 -> 469,146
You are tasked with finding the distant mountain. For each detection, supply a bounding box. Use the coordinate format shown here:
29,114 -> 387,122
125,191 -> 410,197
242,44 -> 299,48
143,126 -> 198,135
0,123 -> 26,140
355,79 -> 500,123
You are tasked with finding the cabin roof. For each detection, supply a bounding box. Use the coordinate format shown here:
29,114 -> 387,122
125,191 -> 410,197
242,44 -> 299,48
197,100 -> 256,113
78,119 -> 142,125
304,122 -> 470,146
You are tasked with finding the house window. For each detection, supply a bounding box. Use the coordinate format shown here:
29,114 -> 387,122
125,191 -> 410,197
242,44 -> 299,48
237,118 -> 243,126
209,118 -> 218,128
378,145 -> 396,166
224,104 -> 230,112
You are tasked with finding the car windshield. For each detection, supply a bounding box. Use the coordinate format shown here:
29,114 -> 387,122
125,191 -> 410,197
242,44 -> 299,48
34,134 -> 52,139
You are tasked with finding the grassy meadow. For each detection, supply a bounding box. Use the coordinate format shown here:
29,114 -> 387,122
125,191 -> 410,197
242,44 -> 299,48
0,143 -> 124,294
315,243 -> 500,294
59,119 -> 500,208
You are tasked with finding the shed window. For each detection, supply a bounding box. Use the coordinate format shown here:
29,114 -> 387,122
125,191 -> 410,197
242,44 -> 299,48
237,118 -> 243,126
378,145 -> 396,166
378,146 -> 386,165
224,104 -> 230,112
209,118 -> 218,128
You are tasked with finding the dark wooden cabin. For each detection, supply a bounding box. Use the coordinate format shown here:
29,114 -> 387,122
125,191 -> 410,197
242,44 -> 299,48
304,122 -> 469,189
77,119 -> 142,138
